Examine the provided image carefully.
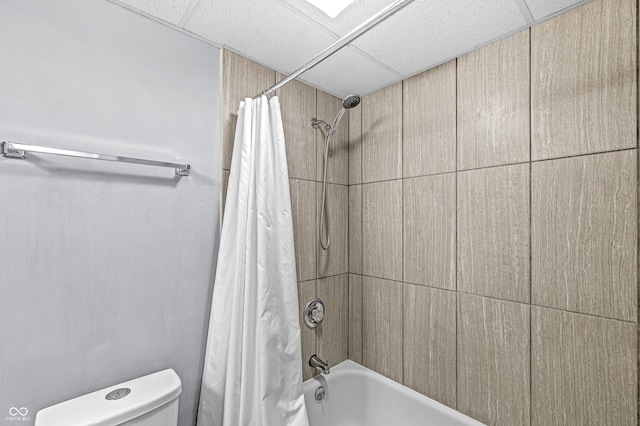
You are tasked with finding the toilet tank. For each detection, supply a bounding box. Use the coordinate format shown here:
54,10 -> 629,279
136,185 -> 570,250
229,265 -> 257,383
34,369 -> 181,426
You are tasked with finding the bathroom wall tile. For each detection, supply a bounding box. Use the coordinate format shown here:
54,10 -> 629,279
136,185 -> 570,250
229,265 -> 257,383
349,104 -> 363,184
403,61 -> 456,177
403,174 -> 456,290
348,274 -> 363,363
317,183 -> 348,277
532,150 -> 637,321
458,294 -> 530,426
222,49 -> 275,170
349,185 -> 362,275
458,164 -> 530,303
362,82 -> 402,182
316,91 -> 349,185
457,30 -> 530,170
362,180 -> 402,281
531,307 -> 637,426
277,73 -> 316,181
221,169 -> 230,220
317,274 -> 349,368
298,280 -> 317,381
362,276 -> 403,382
531,0 -> 637,160
290,179 -> 317,282
404,284 -> 456,409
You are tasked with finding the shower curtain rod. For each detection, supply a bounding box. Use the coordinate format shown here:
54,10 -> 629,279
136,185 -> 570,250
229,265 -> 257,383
257,0 -> 415,97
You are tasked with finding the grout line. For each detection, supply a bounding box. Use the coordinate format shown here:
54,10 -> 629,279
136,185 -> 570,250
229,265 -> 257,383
356,269 -> 639,324
400,79 -> 405,386
401,280 -> 405,385
358,104 -> 364,363
314,89 -> 320,282
461,289 -> 638,325
359,275 -> 363,364
528,25 -> 533,426
527,303 -> 640,325
634,0 -> 640,424
360,102 -> 364,185
346,107 -> 351,362
530,146 -> 638,163
454,56 -> 460,410
315,272 -> 352,281
281,176 -> 352,186
355,146 -> 638,186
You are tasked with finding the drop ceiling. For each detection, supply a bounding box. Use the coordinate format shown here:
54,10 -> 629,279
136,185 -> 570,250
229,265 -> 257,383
110,0 -> 590,98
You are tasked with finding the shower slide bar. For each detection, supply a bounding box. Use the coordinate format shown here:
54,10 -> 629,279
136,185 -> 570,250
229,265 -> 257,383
257,0 -> 415,97
0,141 -> 190,176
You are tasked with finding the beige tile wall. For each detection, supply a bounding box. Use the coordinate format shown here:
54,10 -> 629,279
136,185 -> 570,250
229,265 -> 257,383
403,173 -> 456,290
221,50 -> 350,382
362,82 -> 403,183
457,30 -> 530,170
531,307 -> 637,426
222,0 -> 639,422
362,276 -> 403,382
532,150 -> 637,321
457,294 -> 531,425
362,180 -> 403,281
531,0 -> 637,160
458,164 -> 530,303
404,284 -> 457,409
350,0 -> 638,424
403,61 -> 456,177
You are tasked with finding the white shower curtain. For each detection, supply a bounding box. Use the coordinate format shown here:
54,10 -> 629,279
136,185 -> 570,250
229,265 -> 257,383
197,96 -> 309,426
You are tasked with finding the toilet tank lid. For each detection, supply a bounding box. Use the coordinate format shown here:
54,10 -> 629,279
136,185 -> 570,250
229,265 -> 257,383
34,369 -> 182,426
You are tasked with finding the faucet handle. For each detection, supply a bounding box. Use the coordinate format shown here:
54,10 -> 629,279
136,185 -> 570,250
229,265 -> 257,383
304,298 -> 325,329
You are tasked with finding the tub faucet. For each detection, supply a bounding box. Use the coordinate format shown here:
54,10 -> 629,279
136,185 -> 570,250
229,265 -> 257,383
309,354 -> 330,374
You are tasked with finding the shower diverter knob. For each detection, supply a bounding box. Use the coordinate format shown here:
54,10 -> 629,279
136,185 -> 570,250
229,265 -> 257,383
304,298 -> 325,329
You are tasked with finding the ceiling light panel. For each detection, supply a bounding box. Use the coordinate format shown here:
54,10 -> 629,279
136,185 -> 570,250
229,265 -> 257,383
303,0 -> 358,18
283,0 -> 398,35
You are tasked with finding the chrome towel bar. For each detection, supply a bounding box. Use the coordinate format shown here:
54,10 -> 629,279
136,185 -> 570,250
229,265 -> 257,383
1,141 -> 190,176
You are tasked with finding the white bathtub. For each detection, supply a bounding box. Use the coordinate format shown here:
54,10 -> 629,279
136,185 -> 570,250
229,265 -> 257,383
303,360 -> 484,426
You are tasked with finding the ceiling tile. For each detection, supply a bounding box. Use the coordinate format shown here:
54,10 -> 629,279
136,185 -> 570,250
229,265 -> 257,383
116,0 -> 193,25
110,0 -> 594,99
525,0 -> 585,20
184,0 -> 338,74
299,45 -> 402,97
351,0 -> 530,76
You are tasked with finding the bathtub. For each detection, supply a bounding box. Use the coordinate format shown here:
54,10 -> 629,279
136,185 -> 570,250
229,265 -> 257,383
303,360 -> 484,426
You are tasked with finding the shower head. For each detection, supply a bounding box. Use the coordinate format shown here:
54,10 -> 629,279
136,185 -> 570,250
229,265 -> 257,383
342,94 -> 361,109
330,94 -> 361,134
311,94 -> 362,136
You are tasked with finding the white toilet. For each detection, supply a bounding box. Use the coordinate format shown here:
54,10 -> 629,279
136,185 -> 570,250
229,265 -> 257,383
34,369 -> 182,426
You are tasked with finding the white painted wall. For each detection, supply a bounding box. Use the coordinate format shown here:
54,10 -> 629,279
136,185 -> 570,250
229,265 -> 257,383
0,1 -> 220,425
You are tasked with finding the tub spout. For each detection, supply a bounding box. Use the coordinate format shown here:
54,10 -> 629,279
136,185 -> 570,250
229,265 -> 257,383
309,354 -> 330,374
